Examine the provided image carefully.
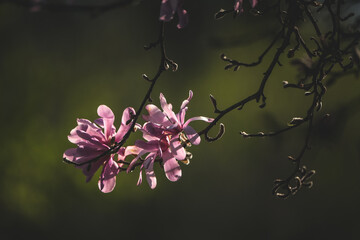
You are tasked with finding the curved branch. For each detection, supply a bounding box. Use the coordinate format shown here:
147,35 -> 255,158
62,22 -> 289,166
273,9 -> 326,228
200,21 -> 296,141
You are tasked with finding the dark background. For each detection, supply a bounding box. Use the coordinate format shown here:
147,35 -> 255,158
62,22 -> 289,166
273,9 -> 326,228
0,0 -> 359,239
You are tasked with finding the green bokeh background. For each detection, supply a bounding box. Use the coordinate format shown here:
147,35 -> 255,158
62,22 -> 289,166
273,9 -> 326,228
1,1 -> 360,239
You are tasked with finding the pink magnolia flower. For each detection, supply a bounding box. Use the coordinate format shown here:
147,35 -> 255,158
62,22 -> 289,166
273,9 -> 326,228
143,90 -> 213,146
126,122 -> 182,189
159,0 -> 189,29
127,91 -> 213,189
234,0 -> 258,14
63,105 -> 135,193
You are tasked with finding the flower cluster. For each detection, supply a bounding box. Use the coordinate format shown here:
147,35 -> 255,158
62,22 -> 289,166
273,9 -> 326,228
159,0 -> 189,29
63,105 -> 136,193
63,91 -> 213,192
234,0 -> 258,14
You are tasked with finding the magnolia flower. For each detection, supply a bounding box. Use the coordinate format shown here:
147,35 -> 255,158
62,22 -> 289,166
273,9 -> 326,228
234,0 -> 258,14
143,90 -> 213,146
63,105 -> 135,193
128,91 -> 213,189
126,122 -> 183,189
159,0 -> 189,29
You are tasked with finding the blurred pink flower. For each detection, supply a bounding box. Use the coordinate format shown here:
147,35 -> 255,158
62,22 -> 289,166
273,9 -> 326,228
63,105 -> 135,193
30,0 -> 42,12
234,0 -> 258,14
159,0 -> 189,29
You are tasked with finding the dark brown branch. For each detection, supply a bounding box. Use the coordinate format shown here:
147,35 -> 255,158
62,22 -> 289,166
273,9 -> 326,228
294,27 -> 315,58
304,4 -> 322,39
272,96 -> 316,198
207,0 -> 359,198
64,21 -> 172,168
1,0 -> 133,14
240,118 -> 306,138
221,29 -> 284,70
199,19 -> 296,142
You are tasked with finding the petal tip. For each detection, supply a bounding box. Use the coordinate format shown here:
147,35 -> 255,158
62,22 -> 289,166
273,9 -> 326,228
97,105 -> 114,119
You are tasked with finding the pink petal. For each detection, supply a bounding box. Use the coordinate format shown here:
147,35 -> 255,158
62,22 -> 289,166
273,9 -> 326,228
121,107 -> 136,125
144,104 -> 172,127
124,145 -> 143,157
127,150 -> 147,173
98,158 -> 120,193
93,118 -> 116,135
159,0 -> 175,22
64,148 -> 107,182
144,153 -> 157,189
63,148 -> 79,163
177,107 -> 187,127
78,119 -> 105,140
183,125 -> 201,145
177,90 -> 193,125
234,0 -> 244,12
74,148 -> 111,182
63,148 -> 102,165
117,147 -> 126,162
250,0 -> 258,8
135,140 -> 160,152
75,130 -> 109,149
70,119 -> 105,142
68,122 -> 88,144
115,107 -> 136,142
137,167 -> 143,186
84,160 -> 104,183
180,90 -> 193,110
169,138 -> 186,160
141,122 -> 164,141
97,105 -> 115,141
159,93 -> 179,125
162,150 -> 182,182
94,118 -> 104,127
184,116 -> 214,128
68,128 -> 84,144
177,8 -> 189,29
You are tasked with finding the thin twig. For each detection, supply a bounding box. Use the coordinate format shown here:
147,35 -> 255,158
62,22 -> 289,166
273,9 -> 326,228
64,21 -> 172,168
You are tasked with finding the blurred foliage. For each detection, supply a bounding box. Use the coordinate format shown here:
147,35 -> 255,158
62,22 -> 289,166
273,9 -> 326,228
0,0 -> 359,239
